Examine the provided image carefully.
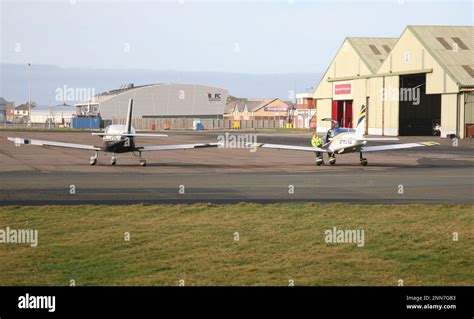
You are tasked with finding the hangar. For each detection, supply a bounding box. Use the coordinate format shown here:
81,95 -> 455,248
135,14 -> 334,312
76,83 -> 229,123
313,25 -> 474,138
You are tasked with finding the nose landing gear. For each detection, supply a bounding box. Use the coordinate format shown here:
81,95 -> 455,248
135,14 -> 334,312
359,152 -> 368,166
90,151 -> 98,166
138,151 -> 147,166
111,155 -> 117,166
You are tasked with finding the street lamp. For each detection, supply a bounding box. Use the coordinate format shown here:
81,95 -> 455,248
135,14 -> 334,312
28,63 -> 31,125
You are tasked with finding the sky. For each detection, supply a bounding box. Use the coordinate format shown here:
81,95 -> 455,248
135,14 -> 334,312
1,0 -> 473,74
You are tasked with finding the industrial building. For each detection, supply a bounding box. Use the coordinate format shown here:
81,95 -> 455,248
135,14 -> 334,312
0,97 -> 15,124
224,97 -> 292,121
76,83 -> 229,124
12,102 -> 34,124
293,93 -> 316,129
30,104 -> 76,127
313,25 -> 474,138
0,98 -> 7,123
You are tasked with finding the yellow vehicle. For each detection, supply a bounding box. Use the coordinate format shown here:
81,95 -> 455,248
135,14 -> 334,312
232,121 -> 241,129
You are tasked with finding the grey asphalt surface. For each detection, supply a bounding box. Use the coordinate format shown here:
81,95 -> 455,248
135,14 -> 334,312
0,130 -> 472,205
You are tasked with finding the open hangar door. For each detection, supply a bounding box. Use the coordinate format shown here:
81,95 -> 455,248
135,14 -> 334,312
465,92 -> 474,138
332,100 -> 353,128
399,74 -> 441,136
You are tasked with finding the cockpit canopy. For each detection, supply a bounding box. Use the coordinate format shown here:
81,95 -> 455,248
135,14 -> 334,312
325,127 -> 356,141
103,125 -> 136,140
104,125 -> 136,134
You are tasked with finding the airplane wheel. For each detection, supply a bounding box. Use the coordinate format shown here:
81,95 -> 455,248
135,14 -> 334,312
140,160 -> 147,167
111,157 -> 116,166
316,160 -> 323,166
360,158 -> 368,166
329,158 -> 336,165
90,158 -> 97,166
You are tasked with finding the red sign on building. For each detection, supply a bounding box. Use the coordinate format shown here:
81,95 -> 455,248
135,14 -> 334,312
334,83 -> 351,95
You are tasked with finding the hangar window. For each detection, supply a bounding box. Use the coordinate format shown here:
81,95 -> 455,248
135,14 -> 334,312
452,37 -> 469,50
436,37 -> 452,50
382,45 -> 391,54
461,65 -> 474,78
369,45 -> 382,55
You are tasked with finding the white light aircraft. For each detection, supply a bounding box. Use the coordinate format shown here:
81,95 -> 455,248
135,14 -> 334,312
7,99 -> 219,166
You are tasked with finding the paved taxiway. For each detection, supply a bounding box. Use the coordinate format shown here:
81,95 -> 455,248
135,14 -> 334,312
0,130 -> 472,204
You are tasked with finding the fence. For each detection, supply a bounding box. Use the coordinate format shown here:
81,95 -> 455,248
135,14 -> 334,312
111,118 -> 288,130
0,122 -> 64,129
0,118 -> 289,130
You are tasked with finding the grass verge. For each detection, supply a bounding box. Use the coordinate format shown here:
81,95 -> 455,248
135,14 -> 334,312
0,203 -> 472,286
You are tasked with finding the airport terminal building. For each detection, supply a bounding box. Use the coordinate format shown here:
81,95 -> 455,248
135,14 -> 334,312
76,83 -> 229,124
313,25 -> 474,138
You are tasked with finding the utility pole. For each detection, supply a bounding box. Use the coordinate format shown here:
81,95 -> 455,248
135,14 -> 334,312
28,63 -> 32,125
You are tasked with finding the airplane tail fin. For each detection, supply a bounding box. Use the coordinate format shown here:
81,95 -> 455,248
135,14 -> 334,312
355,104 -> 367,138
125,99 -> 133,134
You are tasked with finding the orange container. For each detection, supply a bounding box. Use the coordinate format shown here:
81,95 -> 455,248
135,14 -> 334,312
466,124 -> 474,138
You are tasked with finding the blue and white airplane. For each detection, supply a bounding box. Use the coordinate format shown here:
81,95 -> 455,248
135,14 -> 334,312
250,104 -> 439,166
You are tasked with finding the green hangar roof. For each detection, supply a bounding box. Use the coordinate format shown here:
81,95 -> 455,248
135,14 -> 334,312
407,25 -> 474,88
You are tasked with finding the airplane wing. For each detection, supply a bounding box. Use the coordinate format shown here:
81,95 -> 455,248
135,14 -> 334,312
361,137 -> 399,141
248,143 -> 328,152
138,143 -> 220,151
360,141 -> 439,152
7,137 -> 101,151
92,133 -> 168,137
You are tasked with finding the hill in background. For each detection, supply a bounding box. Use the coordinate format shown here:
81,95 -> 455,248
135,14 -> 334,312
0,63 -> 322,105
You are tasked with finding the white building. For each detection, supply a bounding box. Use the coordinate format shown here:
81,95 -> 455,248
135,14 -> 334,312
30,104 -> 77,127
